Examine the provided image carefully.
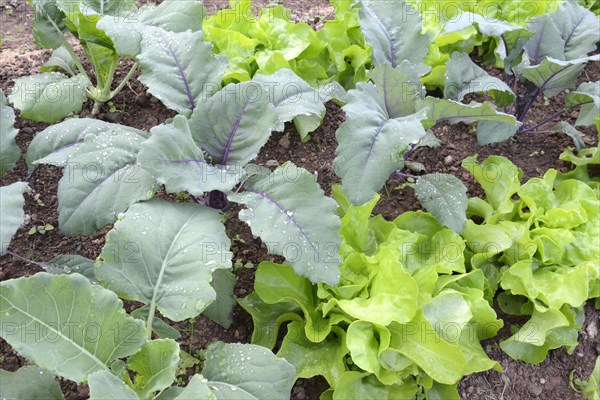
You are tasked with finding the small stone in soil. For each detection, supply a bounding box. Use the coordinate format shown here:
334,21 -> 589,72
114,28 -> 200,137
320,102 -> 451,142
586,319 -> 597,339
135,94 -> 149,105
265,160 -> 279,167
104,112 -> 123,123
278,135 -> 290,149
20,127 -> 34,135
444,155 -> 454,165
529,384 -> 543,396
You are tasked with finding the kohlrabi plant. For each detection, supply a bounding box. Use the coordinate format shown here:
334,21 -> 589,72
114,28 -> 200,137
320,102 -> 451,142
8,0 -> 207,122
441,0 -> 600,146
1,86 -> 296,400
0,273 -> 296,399
333,0 -> 521,233
20,50 -> 344,294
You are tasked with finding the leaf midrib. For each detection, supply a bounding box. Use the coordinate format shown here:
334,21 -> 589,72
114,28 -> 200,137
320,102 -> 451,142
0,294 -> 108,374
147,209 -> 200,319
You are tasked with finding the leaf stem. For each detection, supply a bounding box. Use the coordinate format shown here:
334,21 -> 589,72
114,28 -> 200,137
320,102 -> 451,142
145,302 -> 156,340
109,61 -> 140,99
403,143 -> 418,160
5,250 -> 45,268
395,171 -> 420,180
516,86 -> 540,123
61,40 -> 88,78
91,57 -> 119,114
25,167 -> 37,183
520,101 -> 593,133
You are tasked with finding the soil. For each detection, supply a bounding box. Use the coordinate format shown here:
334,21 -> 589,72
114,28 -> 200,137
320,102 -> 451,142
1,1 -> 599,399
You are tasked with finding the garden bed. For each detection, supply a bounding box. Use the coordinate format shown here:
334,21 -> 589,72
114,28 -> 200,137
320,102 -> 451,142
0,1 -> 598,399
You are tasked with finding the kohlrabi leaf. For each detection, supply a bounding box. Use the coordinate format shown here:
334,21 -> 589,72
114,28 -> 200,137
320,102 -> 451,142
98,0 -> 206,58
476,120 -> 519,146
203,269 -> 237,329
137,115 -> 242,195
130,306 -> 181,340
414,173 -> 468,233
201,342 -> 295,400
565,81 -> 600,127
88,370 -> 139,400
41,46 -> 77,76
417,97 -> 518,127
334,64 -> 427,206
0,182 -> 27,255
57,0 -> 136,17
444,12 -> 522,38
9,73 -> 89,123
31,0 -> 68,49
253,69 -> 339,139
521,55 -> 600,97
523,13 -> 564,64
0,89 -> 19,176
0,273 -> 146,382
154,375 -> 214,400
41,254 -> 97,283
566,82 -> 600,109
416,130 -> 441,149
96,200 -> 232,322
83,42 -> 118,91
138,30 -> 227,117
552,121 -> 585,151
188,81 -> 278,166
0,366 -> 65,400
358,0 -> 430,72
56,127 -> 156,236
26,118 -> 145,170
367,62 -> 426,118
525,1 -> 599,62
127,339 -> 179,399
444,52 -> 514,107
229,163 -> 342,285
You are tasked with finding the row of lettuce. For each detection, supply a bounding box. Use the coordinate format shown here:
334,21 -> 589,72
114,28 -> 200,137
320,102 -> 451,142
0,0 -> 599,398
241,149 -> 600,399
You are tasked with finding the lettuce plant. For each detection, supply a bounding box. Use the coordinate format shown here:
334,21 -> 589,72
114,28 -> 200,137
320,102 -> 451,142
406,0 -> 562,87
441,1 -> 599,146
8,0 -> 207,122
461,151 -> 599,363
241,190 -> 503,399
570,357 -> 600,400
202,0 -> 371,88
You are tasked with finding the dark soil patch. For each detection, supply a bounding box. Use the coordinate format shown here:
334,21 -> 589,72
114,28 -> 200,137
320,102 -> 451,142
1,1 -> 598,399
